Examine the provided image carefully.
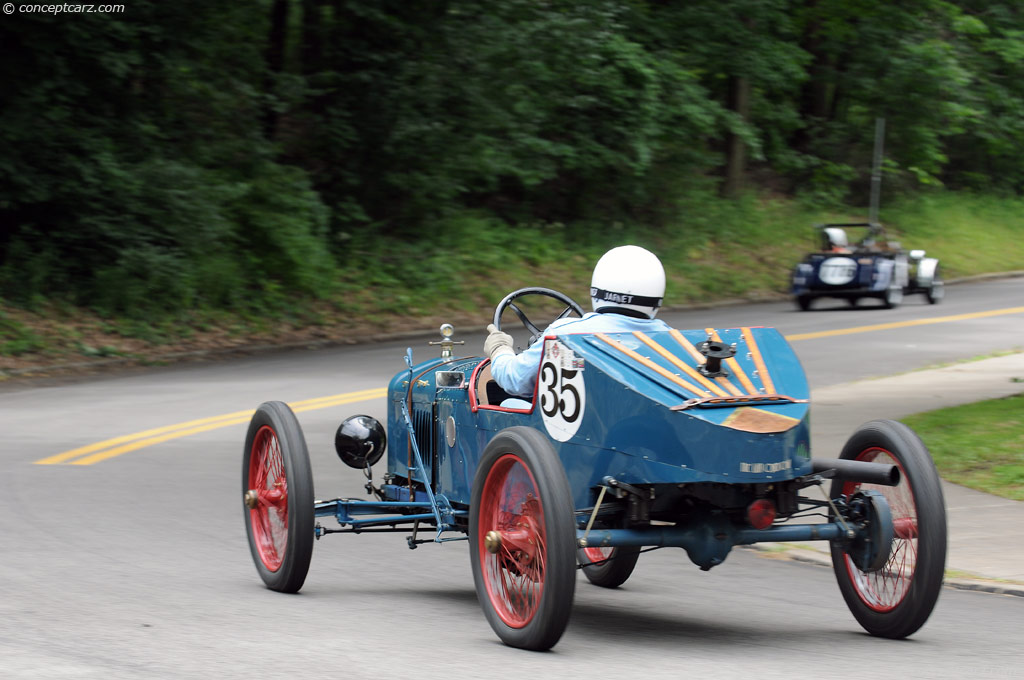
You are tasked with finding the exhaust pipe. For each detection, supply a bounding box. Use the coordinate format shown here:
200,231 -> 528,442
811,458 -> 900,486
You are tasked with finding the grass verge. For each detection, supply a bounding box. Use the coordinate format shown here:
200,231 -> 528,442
2,190 -> 1022,375
902,393 -> 1024,501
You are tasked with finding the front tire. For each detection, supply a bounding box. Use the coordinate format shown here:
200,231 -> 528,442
243,401 -> 315,593
796,295 -> 813,311
882,284 -> 903,309
470,427 -> 576,651
577,546 -> 641,588
829,420 -> 947,639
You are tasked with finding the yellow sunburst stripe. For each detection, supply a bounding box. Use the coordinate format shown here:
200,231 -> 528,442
633,332 -> 730,397
670,329 -> 744,396
705,328 -> 757,395
714,375 -> 744,396
669,329 -> 706,364
596,333 -> 707,398
36,387 -> 388,466
741,327 -> 775,394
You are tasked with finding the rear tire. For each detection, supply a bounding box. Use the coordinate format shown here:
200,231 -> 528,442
829,420 -> 946,639
470,427 -> 576,651
796,295 -> 812,311
577,546 -> 641,588
243,401 -> 314,593
926,269 -> 944,304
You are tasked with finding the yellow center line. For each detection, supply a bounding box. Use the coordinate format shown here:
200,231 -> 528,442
785,306 -> 1024,341
36,305 -> 1024,466
35,387 -> 389,466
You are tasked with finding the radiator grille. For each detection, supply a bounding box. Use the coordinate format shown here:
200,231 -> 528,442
411,405 -> 435,466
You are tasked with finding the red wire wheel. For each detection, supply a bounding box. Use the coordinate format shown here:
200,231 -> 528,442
829,420 -> 947,639
478,454 -> 547,627
581,545 -> 613,565
470,427 -> 576,651
243,401 -> 314,593
577,545 -> 641,589
248,425 -> 288,571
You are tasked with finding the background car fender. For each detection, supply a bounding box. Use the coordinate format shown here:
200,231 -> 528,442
914,256 -> 939,286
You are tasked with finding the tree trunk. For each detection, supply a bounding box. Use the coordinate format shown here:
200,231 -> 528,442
263,0 -> 290,139
722,75 -> 750,198
301,0 -> 325,76
792,1 -> 832,153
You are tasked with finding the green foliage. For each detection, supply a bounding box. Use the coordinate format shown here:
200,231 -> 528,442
0,2 -> 335,319
903,393 -> 1024,501
645,0 -> 810,159
941,3 -> 1024,192
884,192 -> 1024,276
292,0 -> 724,231
275,190 -> 1024,324
0,310 -> 45,355
2,0 -> 1024,326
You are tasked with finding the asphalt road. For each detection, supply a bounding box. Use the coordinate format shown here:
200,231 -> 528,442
2,276 -> 1023,679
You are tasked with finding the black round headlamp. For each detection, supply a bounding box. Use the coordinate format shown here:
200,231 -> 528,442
334,415 -> 386,469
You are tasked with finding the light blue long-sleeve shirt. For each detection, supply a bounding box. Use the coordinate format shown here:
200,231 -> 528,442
490,312 -> 672,397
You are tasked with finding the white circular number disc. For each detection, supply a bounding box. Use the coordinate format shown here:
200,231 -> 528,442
819,257 -> 857,285
539,339 -> 586,442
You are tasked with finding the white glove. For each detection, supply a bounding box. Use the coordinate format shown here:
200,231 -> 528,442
484,324 -> 514,360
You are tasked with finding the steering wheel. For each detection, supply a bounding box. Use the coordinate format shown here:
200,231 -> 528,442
492,287 -> 585,347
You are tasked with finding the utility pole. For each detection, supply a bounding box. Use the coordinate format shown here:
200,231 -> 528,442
869,117 -> 885,224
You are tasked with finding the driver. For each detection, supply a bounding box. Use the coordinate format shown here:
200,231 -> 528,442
484,245 -> 671,399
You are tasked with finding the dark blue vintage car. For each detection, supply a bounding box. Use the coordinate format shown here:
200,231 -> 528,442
241,288 -> 947,651
791,223 -> 943,310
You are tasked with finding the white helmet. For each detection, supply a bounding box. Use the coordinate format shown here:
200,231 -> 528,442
823,227 -> 848,248
590,245 -> 665,318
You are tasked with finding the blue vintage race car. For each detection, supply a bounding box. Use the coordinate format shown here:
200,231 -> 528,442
791,223 -> 943,310
241,288 -> 947,651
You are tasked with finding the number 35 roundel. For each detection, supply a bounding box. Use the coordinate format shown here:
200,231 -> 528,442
539,338 -> 586,442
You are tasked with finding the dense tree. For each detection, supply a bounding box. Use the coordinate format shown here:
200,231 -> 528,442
282,0 -> 722,231
633,1 -> 809,197
941,2 -> 1024,192
0,1 -> 333,315
1,0 -> 1022,317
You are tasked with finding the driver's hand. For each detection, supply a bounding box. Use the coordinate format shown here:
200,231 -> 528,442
484,324 -> 515,361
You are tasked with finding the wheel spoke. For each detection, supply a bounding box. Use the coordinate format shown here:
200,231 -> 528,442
242,403 -> 315,595
248,425 -> 289,572
479,454 -> 546,628
842,448 -> 917,611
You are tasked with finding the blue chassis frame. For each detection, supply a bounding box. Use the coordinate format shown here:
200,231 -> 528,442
311,331 -> 890,570
314,400 -> 470,545
311,405 -> 868,568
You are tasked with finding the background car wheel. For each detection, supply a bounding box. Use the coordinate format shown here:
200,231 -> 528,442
926,270 -> 944,304
796,295 -> 813,311
470,427 -> 576,651
577,545 -> 641,588
829,420 -> 947,639
882,285 -> 903,309
242,401 -> 315,593
847,297 -> 860,308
